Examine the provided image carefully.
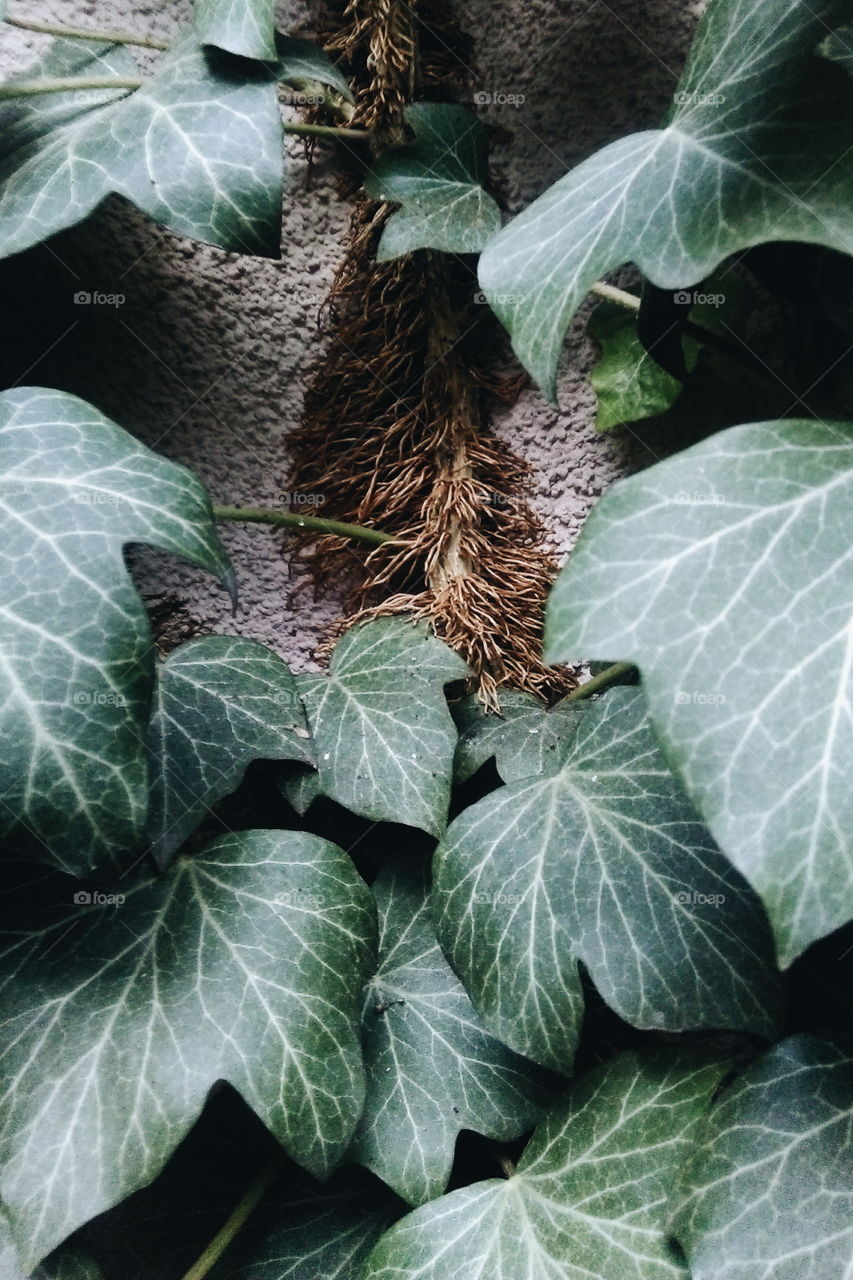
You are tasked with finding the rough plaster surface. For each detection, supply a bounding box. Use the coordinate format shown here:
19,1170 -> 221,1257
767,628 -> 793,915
0,0 -> 703,673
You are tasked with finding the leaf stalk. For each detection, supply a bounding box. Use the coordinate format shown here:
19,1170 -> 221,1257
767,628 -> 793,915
178,1152 -> 284,1280
212,504 -> 395,548
4,13 -> 169,49
564,661 -> 637,701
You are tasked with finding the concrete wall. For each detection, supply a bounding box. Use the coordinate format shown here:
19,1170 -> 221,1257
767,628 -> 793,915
0,0 -> 702,672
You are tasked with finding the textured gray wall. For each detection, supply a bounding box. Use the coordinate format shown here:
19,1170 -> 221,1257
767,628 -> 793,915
0,0 -> 702,672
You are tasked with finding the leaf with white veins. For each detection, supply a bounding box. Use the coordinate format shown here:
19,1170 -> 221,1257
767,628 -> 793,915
478,0 -> 853,397
670,1035 -> 853,1280
352,857 -> 553,1205
0,33 -> 350,259
0,388 -> 231,875
194,0 -> 276,61
0,831 -> 376,1271
435,687 -> 782,1074
366,104 -> 501,260
453,690 -> 585,784
545,419 -> 853,966
363,1049 -> 730,1280
147,636 -> 314,868
0,36 -> 282,258
297,619 -> 470,836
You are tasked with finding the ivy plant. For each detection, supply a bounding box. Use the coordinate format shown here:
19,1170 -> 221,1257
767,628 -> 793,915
0,0 -> 851,1276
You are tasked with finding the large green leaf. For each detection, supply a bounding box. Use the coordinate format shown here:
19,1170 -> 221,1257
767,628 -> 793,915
147,636 -> 313,868
0,36 -> 282,258
194,0 -> 276,61
670,1035 -> 853,1279
453,690 -> 585,784
0,388 -> 230,875
435,688 -> 781,1074
545,420 -> 853,966
478,0 -> 853,397
365,104 -> 501,260
296,619 -> 469,836
0,831 -> 375,1270
0,34 -> 349,259
351,858 -> 552,1206
363,1049 -> 730,1280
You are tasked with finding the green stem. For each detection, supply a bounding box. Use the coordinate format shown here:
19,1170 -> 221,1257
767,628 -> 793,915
4,14 -> 169,49
0,74 -> 369,142
0,74 -> 144,97
282,120 -> 370,141
564,661 -> 636,702
179,1152 -> 284,1280
490,1143 -> 516,1179
212,504 -> 395,548
590,281 -> 640,312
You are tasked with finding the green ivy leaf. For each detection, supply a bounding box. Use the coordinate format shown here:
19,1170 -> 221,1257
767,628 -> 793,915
352,857 -> 553,1206
0,831 -> 375,1271
671,1035 -> 853,1279
363,1049 -> 730,1280
545,419 -> 853,966
0,36 -> 283,258
297,619 -> 470,836
275,35 -> 352,104
0,35 -> 348,259
194,0 -> 276,61
478,0 -> 853,398
0,388 -> 230,876
365,104 -> 502,261
588,301 -> 697,431
453,690 -> 585,784
147,636 -> 314,869
435,688 -> 781,1074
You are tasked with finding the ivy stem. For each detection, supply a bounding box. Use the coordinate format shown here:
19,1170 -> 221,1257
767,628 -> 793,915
564,661 -> 637,702
0,75 -> 145,96
179,1151 -> 284,1280
4,13 -> 170,49
590,281 -> 641,312
0,74 -> 369,144
281,120 -> 370,142
212,503 -> 395,547
490,1143 -> 516,1179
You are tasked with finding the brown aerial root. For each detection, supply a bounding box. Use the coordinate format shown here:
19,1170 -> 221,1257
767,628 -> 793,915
287,0 -> 575,705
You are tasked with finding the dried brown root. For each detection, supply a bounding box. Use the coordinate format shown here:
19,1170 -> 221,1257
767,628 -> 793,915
288,0 -> 574,705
